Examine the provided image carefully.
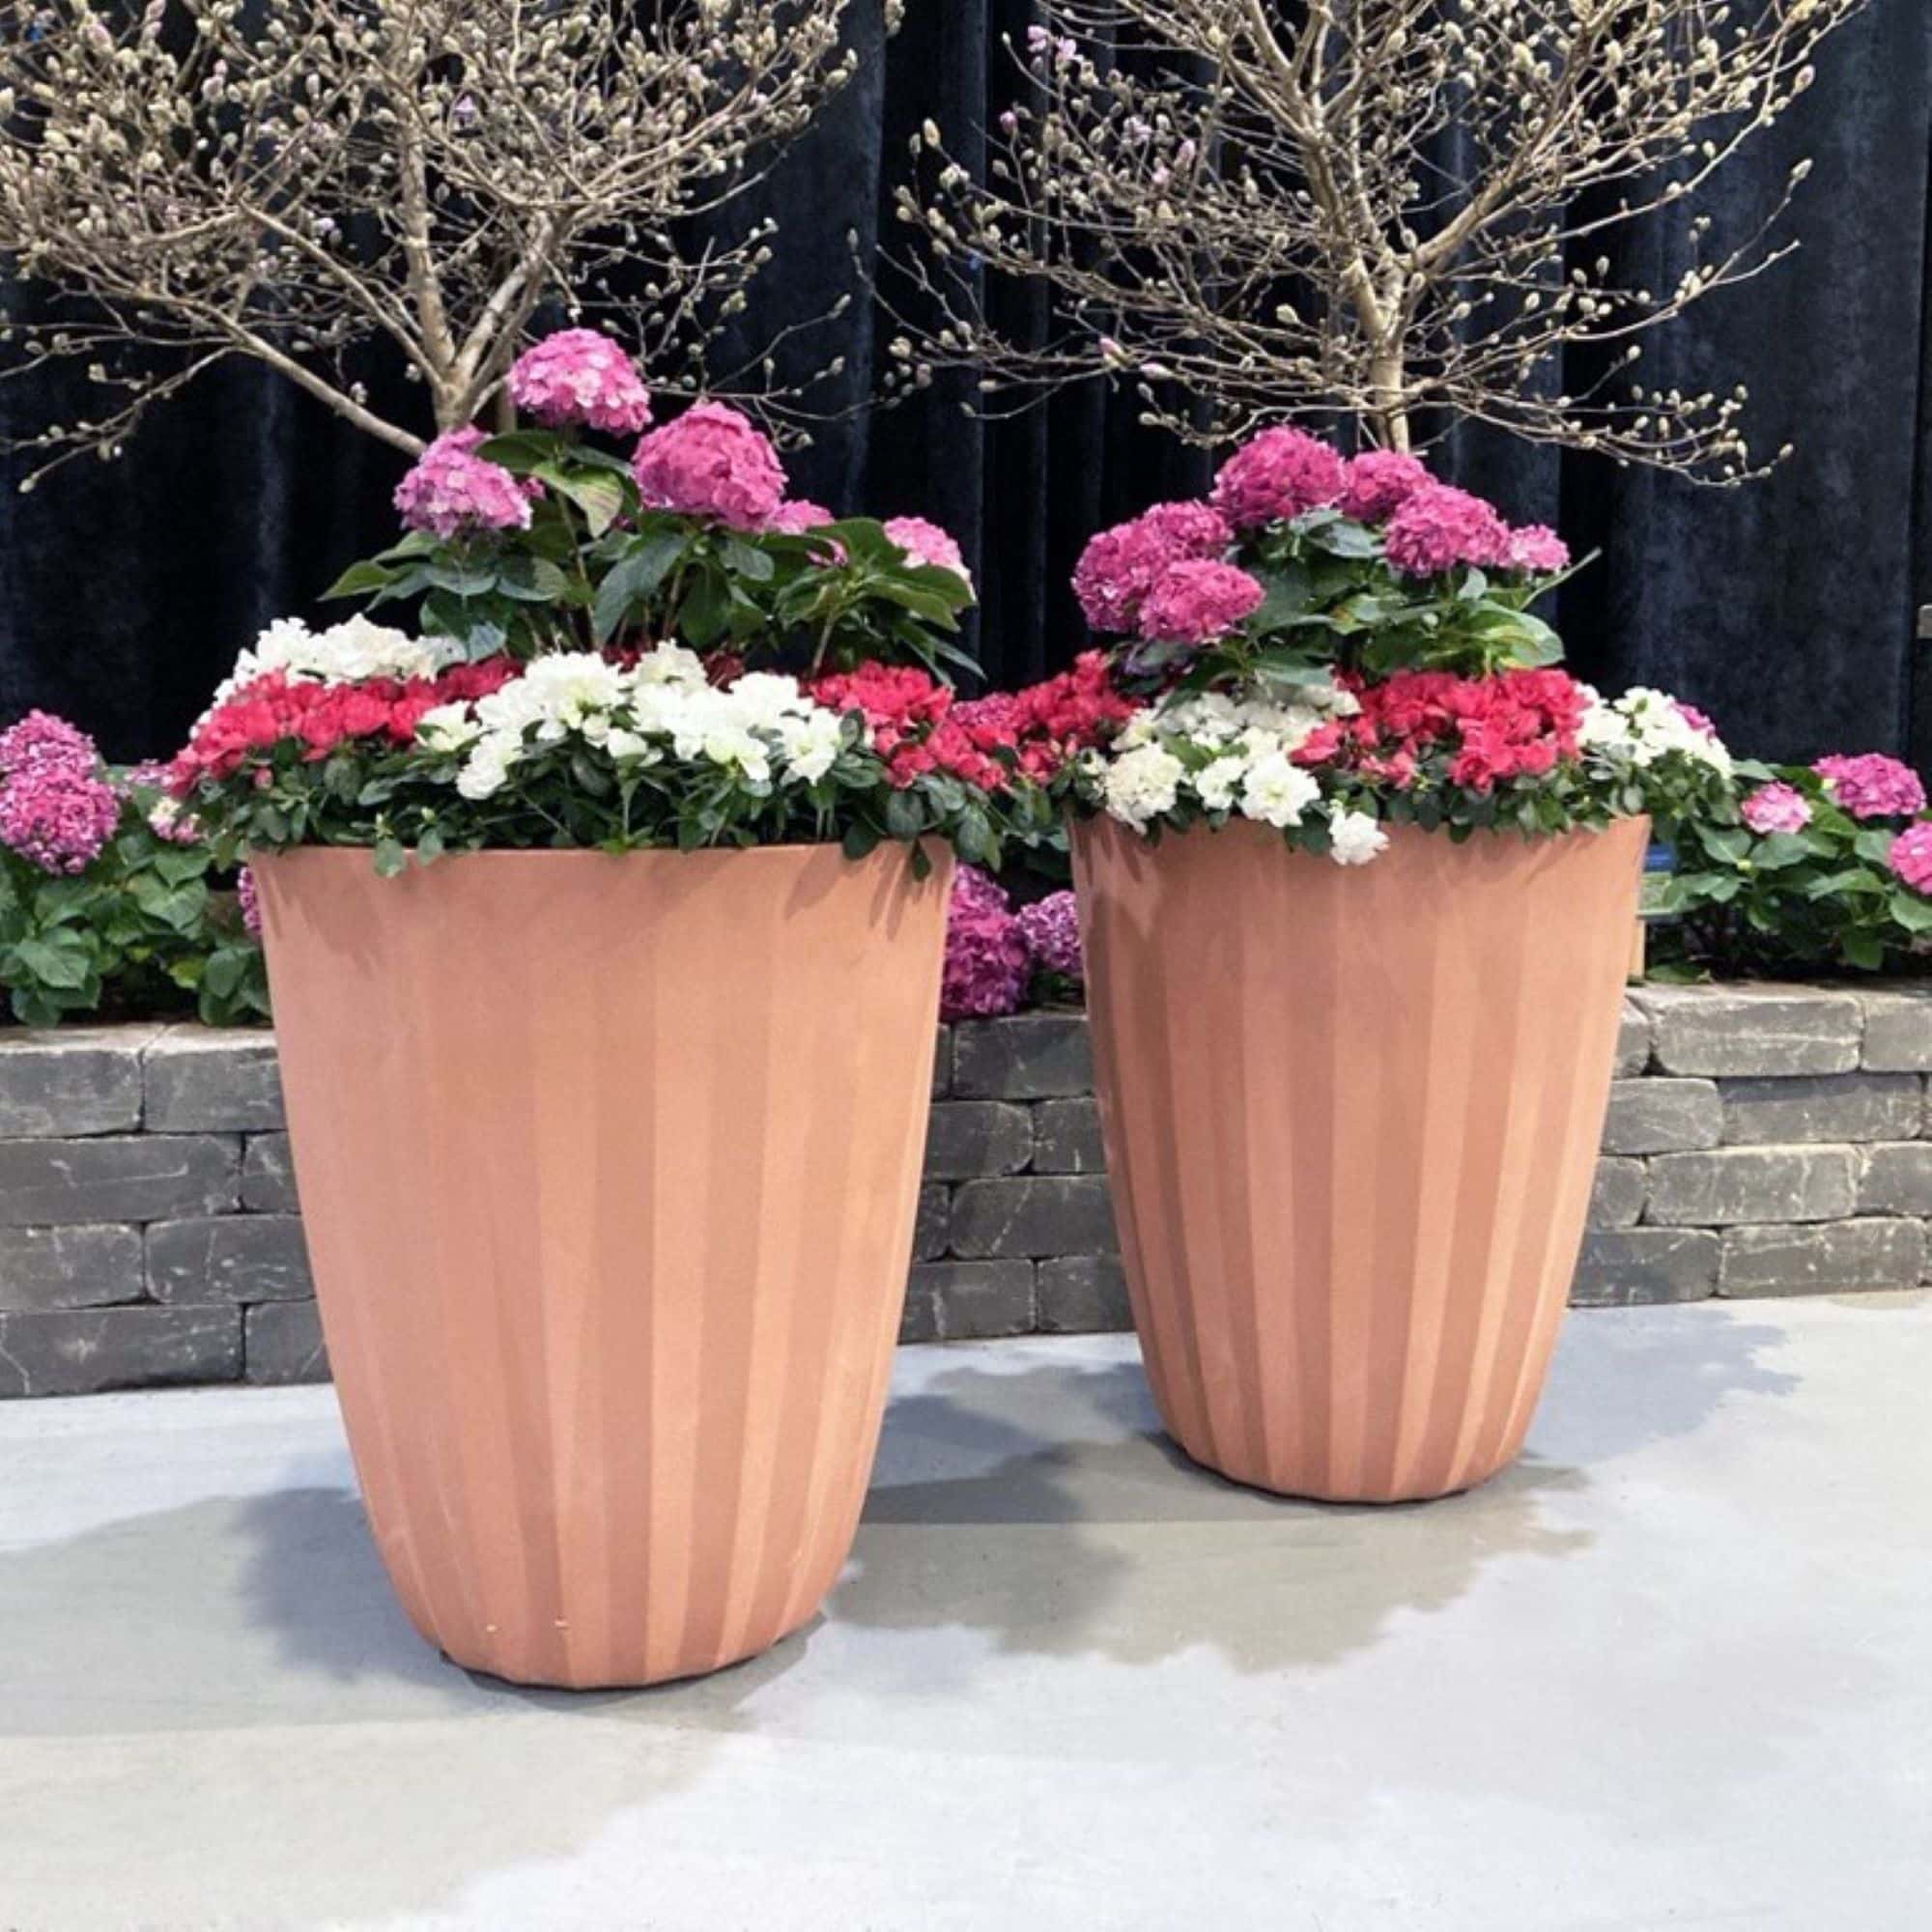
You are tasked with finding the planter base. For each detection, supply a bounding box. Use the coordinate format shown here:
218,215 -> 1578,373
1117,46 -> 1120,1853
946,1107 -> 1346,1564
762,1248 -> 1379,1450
1073,815 -> 1649,1505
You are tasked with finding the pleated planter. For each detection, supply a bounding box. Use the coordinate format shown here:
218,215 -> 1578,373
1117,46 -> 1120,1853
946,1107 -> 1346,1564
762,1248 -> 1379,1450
1070,814 -> 1648,1504
252,843 -> 952,1688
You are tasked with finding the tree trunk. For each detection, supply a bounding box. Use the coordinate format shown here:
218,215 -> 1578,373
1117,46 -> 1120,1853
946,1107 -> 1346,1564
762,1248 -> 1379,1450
1368,347 -> 1410,452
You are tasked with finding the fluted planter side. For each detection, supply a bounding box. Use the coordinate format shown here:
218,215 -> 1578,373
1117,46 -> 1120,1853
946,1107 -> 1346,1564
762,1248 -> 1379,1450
1071,814 -> 1648,1503
253,843 -> 951,1688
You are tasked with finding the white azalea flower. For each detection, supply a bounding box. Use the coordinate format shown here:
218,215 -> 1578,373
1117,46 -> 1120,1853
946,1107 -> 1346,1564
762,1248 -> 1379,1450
1327,809 -> 1389,867
1195,754 -> 1248,811
415,702 -> 479,754
1238,751 -> 1319,829
779,710 -> 845,783
1101,743 -> 1184,830
454,732 -> 520,801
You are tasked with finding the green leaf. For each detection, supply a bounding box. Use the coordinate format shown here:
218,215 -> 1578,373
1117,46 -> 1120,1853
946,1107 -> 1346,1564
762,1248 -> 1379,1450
11,936 -> 92,989
372,838 -> 407,879
1842,930 -> 1887,970
1890,890 -> 1932,934
493,557 -> 571,603
721,538 -> 777,583
532,464 -> 628,538
592,533 -> 686,644
841,822 -> 882,862
322,559 -> 398,601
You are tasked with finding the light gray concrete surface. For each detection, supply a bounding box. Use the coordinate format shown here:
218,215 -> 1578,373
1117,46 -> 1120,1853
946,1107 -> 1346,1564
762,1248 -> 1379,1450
2,1298 -> 1929,1931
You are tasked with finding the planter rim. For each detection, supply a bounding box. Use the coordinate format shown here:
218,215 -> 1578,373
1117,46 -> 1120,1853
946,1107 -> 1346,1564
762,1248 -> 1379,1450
249,839 -> 940,869
1066,810 -> 1650,850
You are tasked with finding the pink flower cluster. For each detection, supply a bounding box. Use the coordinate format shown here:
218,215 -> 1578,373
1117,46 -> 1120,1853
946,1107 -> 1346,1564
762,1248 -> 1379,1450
631,401 -> 786,529
885,515 -> 972,584
507,329 -> 653,436
1813,753 -> 1926,821
1210,427 -> 1347,529
941,867 -> 1084,1020
1741,781 -> 1812,835
394,427 -> 534,539
0,712 -> 122,875
1889,824 -> 1932,895
1337,449 -> 1431,524
1382,484 -> 1512,578
1073,500 -> 1232,633
236,864 -> 263,938
1137,559 -> 1266,645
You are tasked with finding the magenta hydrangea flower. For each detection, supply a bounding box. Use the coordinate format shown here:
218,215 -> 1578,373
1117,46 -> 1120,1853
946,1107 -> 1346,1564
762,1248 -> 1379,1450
941,867 -> 1031,1021
1210,426 -> 1347,530
393,427 -> 534,539
1338,448 -> 1431,524
1137,559 -> 1266,645
0,710 -> 97,778
885,515 -> 973,589
1889,824 -> 1932,895
0,761 -> 122,874
236,864 -> 263,938
1741,781 -> 1812,836
1072,500 -> 1233,634
1382,482 -> 1513,578
630,401 -> 786,529
1813,753 -> 1927,821
1503,525 -> 1572,574
506,328 -> 652,436
1016,892 -> 1083,984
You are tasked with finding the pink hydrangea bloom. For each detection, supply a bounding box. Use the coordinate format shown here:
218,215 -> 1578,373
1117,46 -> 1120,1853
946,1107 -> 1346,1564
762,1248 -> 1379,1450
1072,500 -> 1232,634
1382,482 -> 1512,578
0,761 -> 122,874
506,328 -> 652,435
1503,525 -> 1572,574
1741,782 -> 1812,836
885,515 -> 973,588
1674,701 -> 1719,739
393,427 -> 534,538
766,498 -> 846,562
1016,892 -> 1083,983
1137,559 -> 1266,645
941,867 -> 1031,1021
1338,449 -> 1431,524
631,401 -> 786,528
1210,427 -> 1347,530
0,710 -> 96,778
1813,753 -> 1927,821
1889,824 -> 1932,895
236,864 -> 263,938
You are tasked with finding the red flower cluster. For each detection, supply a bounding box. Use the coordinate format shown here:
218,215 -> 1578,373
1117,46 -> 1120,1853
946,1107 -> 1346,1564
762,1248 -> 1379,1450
168,661 -> 519,793
811,652 -> 1137,791
1295,668 -> 1587,793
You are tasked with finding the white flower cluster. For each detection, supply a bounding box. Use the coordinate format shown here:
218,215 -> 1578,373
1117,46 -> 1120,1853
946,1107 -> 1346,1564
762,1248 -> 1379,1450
212,614 -> 458,708
1579,687 -> 1733,778
1087,685 -> 1388,866
416,646 -> 851,805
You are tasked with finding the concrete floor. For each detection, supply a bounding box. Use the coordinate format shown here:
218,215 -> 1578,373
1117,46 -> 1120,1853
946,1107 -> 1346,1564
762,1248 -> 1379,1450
2,1299 -> 1929,1931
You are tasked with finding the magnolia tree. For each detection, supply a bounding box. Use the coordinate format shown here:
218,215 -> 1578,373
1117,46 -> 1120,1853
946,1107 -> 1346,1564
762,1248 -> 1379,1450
892,0 -> 1867,479
0,0 -> 894,484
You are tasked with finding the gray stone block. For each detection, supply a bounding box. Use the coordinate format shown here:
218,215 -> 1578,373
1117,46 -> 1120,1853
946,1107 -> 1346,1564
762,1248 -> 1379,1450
1858,988 -> 1932,1072
0,1225 -> 145,1313
949,1176 -> 1118,1259
1588,1157 -> 1647,1230
923,1102 -> 1032,1181
241,1134 -> 300,1213
1646,1146 -> 1858,1227
913,1184 -> 950,1263
1601,1079 -> 1721,1155
1719,1219 -> 1925,1298
1858,1144 -> 1932,1216
1616,1000 -> 1653,1077
143,1028 -> 283,1132
0,1029 -> 156,1137
245,1300 -> 329,1385
1569,1229 -> 1720,1307
0,1303 -> 242,1398
1037,1256 -> 1133,1333
146,1216 -> 314,1304
1032,1098 -> 1107,1176
1719,1073 -> 1921,1147
952,1015 -> 1094,1099
0,1136 -> 239,1226
905,1260 -> 1037,1341
1631,985 -> 1861,1078
931,1025 -> 952,1099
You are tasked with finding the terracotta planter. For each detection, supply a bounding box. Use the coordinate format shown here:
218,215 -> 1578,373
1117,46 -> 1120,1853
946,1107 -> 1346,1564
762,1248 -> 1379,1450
1071,814 -> 1648,1504
252,843 -> 951,1688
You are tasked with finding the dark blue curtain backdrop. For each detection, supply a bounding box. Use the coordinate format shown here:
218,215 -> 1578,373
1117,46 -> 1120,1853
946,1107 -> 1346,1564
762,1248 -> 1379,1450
1,2 -> 1928,767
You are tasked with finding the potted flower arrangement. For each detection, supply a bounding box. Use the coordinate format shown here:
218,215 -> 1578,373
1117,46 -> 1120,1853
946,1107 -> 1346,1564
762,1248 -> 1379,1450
165,328 -> 1045,1688
1019,435 -> 1734,1503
